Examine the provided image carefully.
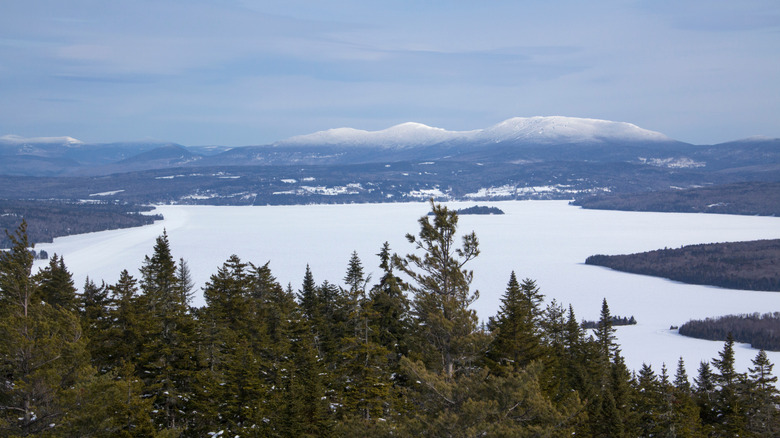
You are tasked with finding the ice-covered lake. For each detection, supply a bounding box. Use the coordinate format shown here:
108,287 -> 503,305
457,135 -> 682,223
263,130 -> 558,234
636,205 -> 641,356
32,200 -> 780,376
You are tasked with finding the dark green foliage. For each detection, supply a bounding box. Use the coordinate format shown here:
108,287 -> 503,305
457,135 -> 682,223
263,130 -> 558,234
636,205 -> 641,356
428,205 -> 505,215
586,239 -> 780,292
679,312 -> 780,351
0,199 -> 162,247
394,199 -> 483,379
487,272 -> 544,373
2,206 -> 779,436
36,254 -> 78,312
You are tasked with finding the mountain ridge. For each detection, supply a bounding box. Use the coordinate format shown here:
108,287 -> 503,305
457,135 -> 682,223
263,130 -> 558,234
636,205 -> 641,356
1,116 -> 777,178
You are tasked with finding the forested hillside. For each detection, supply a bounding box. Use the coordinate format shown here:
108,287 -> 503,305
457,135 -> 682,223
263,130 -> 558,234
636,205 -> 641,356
0,200 -> 162,247
679,313 -> 780,351
573,181 -> 780,216
1,203 -> 778,436
586,239 -> 780,292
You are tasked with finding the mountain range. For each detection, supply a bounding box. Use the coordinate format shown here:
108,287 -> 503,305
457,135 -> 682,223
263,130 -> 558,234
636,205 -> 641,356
0,116 -> 742,176
0,116 -> 778,206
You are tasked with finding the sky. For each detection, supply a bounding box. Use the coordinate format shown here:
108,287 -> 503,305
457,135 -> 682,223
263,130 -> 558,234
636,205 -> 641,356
1,0 -> 778,146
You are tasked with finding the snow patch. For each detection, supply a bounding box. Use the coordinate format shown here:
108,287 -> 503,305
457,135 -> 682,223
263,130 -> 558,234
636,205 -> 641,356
89,190 -> 125,197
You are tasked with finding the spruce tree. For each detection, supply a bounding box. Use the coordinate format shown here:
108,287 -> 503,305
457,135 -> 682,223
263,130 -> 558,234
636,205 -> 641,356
0,222 -> 96,435
36,254 -> 78,312
368,242 -> 411,362
487,271 -> 544,373
745,349 -> 780,435
711,333 -> 747,437
136,232 -> 198,433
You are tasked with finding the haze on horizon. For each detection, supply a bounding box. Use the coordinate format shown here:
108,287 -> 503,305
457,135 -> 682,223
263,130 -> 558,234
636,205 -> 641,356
1,0 -> 778,146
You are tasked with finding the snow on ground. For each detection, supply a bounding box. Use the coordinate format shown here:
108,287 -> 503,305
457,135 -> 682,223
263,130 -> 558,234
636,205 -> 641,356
89,190 -> 125,197
32,201 -> 780,376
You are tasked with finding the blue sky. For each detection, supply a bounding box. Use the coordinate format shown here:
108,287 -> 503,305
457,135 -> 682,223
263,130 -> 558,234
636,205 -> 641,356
1,0 -> 778,145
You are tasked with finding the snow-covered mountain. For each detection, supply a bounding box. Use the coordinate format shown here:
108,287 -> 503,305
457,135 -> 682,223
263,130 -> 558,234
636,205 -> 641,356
478,116 -> 672,144
275,122 -> 479,148
0,135 -> 84,145
274,116 -> 672,149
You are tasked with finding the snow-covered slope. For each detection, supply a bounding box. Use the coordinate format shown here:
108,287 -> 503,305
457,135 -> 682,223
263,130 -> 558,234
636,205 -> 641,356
276,122 -> 479,148
274,116 -> 672,148
479,116 -> 672,144
0,135 -> 83,145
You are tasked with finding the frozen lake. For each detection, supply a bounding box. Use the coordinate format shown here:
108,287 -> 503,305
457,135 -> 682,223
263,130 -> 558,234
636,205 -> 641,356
32,200 -> 780,376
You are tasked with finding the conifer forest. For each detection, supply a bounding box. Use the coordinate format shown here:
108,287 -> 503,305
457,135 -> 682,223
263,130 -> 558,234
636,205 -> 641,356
1,201 -> 779,437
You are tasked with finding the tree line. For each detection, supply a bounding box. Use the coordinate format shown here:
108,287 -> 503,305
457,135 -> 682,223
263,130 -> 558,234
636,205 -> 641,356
0,199 -> 162,247
572,181 -> 780,217
1,201 -> 779,436
586,239 -> 780,292
679,313 -> 780,351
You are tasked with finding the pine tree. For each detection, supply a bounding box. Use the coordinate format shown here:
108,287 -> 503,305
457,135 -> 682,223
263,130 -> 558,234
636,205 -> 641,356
394,199 -> 482,379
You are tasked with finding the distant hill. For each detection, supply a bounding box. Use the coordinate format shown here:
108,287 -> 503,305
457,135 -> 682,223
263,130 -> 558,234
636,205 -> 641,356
572,181 -> 780,216
0,117 -> 778,207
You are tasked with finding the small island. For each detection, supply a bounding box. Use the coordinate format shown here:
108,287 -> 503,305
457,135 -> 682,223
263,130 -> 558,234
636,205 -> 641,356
429,205 -> 505,216
585,239 -> 780,292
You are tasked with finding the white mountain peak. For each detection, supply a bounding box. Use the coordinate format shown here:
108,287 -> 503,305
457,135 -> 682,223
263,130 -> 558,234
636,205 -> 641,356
0,134 -> 84,145
276,122 -> 478,148
275,116 -> 671,148
483,116 -> 671,143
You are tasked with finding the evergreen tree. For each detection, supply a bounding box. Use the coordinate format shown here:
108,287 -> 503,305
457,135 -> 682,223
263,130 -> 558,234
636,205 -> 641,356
0,222 -> 96,435
711,333 -> 747,437
487,272 -> 544,373
103,270 -> 144,373
745,349 -> 780,436
136,232 -> 198,433
674,356 -> 691,392
394,199 -> 482,379
36,253 -> 78,312
595,298 -> 618,361
694,360 -> 717,431
297,264 -> 318,320
79,277 -> 112,371
194,254 -> 271,435
368,242 -> 411,362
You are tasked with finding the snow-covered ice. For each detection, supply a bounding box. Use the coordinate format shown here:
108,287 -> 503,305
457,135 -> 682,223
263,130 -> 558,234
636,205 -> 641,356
31,200 -> 780,375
